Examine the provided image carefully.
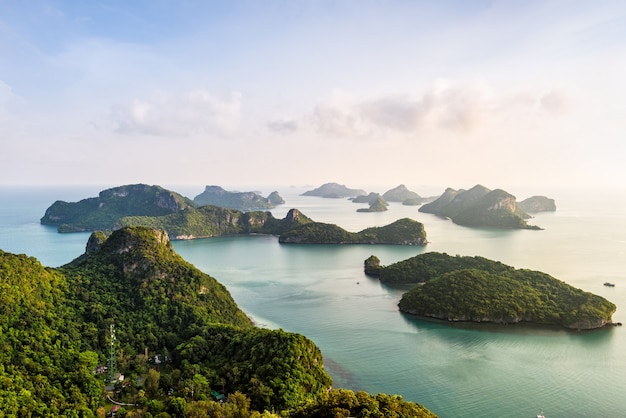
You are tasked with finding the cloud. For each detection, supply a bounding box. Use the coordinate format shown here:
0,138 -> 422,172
311,81 -> 572,139
538,89 -> 570,114
267,119 -> 298,134
110,89 -> 242,137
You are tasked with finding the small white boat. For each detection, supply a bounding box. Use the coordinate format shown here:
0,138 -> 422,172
537,408 -> 546,418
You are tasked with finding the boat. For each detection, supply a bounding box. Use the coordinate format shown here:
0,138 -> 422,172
604,282 -> 615,287
537,409 -> 546,418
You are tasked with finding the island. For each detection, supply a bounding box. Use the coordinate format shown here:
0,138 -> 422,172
364,252 -> 616,330
517,195 -> 557,213
356,195 -> 389,212
418,184 -> 541,229
194,185 -> 284,211
279,218 -> 427,245
41,184 -> 429,246
301,182 -> 367,198
0,227 -> 436,416
40,183 -> 196,232
382,184 -> 426,204
351,192 -> 382,204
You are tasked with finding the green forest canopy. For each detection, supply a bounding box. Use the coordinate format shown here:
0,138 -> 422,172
0,227 -> 436,417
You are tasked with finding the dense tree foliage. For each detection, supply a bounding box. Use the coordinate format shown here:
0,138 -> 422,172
0,250 -> 103,415
177,325 -> 332,411
279,218 -> 427,245
1,228 -> 438,416
61,227 -> 253,352
117,206 -> 313,240
373,252 -> 511,284
392,253 -> 616,329
290,389 -> 437,418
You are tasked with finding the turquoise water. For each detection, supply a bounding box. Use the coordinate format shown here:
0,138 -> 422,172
1,186 -> 625,417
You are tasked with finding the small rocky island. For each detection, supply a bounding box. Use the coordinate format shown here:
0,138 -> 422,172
418,184 -> 544,229
356,195 -> 389,212
364,252 -> 616,330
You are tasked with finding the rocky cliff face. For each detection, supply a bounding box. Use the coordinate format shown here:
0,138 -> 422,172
486,194 -> 516,212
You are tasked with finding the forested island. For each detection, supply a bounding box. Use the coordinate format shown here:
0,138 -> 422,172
0,227 -> 437,417
279,218 -> 427,245
40,184 -> 427,245
418,184 -> 547,229
365,252 -> 616,330
301,182 -> 367,198
356,196 -> 389,213
193,185 -> 284,211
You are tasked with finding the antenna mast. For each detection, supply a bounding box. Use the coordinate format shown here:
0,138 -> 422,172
107,323 -> 118,383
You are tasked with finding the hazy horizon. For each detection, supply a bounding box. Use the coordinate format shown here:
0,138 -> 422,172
2,1 -> 625,190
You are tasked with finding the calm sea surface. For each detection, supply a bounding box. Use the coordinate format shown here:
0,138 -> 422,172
1,185 -> 625,418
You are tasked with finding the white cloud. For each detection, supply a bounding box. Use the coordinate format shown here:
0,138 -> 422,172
110,89 -> 242,137
310,81 -> 573,139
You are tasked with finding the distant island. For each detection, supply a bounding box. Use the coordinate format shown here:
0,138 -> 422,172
364,252 -> 615,330
40,184 -> 428,245
356,195 -> 389,212
518,195 -> 556,213
382,184 -> 427,204
194,185 -> 284,211
351,192 -> 382,204
418,184 -> 543,229
351,185 -> 426,210
301,182 -> 367,198
40,184 -> 196,232
304,183 -> 430,207
280,217 -> 427,245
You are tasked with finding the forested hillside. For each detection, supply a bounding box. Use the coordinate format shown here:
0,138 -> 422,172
0,227 -> 436,417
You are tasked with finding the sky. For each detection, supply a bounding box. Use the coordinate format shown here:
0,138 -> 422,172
1,0 -> 625,194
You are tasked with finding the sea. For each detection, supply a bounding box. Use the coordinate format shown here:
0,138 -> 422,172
1,184 -> 625,418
